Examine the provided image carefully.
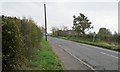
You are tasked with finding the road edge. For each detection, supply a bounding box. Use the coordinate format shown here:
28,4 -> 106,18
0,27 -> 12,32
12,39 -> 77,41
61,47 -> 96,71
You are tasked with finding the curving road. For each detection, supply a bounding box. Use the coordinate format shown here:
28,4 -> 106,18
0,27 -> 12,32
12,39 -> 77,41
48,37 -> 119,70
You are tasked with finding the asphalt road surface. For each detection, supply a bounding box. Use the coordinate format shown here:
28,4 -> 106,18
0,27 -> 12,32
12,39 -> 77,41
48,37 -> 119,70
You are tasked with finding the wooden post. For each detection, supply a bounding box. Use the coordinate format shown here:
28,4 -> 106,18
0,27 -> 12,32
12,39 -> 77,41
44,2 -> 47,41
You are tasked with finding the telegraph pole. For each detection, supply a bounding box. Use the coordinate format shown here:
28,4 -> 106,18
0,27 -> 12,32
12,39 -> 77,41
44,0 -> 47,41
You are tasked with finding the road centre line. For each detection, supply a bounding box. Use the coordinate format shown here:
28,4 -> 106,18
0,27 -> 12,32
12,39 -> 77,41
100,52 -> 118,59
62,38 -> 118,54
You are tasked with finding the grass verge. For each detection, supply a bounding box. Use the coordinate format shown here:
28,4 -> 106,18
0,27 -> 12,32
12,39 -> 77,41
62,37 -> 119,52
30,38 -> 64,70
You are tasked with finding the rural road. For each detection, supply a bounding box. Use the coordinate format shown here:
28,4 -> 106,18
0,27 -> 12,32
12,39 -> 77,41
48,37 -> 119,70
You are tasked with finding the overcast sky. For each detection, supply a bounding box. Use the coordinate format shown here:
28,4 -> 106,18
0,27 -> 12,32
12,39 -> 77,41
0,0 -> 119,33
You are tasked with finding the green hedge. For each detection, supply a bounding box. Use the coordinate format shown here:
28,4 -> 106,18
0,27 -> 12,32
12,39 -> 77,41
2,15 -> 43,70
63,37 -> 119,52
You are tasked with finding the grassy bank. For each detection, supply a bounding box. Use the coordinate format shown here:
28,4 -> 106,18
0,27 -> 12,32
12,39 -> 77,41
30,38 -> 64,70
62,37 -> 119,52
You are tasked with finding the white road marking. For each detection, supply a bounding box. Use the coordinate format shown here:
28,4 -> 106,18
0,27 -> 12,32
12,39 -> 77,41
66,39 -> 118,54
58,44 -> 95,71
100,52 -> 118,59
83,47 -> 91,50
79,43 -> 118,54
63,49 -> 95,71
54,39 -> 119,70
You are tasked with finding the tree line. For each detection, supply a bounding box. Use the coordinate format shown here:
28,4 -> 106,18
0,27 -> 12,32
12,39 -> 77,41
51,13 -> 119,44
1,15 -> 43,70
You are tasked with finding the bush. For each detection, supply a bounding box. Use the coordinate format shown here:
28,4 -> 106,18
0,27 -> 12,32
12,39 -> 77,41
2,15 -> 43,70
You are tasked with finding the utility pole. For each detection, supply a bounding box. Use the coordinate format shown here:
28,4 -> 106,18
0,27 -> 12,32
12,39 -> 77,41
44,0 -> 47,41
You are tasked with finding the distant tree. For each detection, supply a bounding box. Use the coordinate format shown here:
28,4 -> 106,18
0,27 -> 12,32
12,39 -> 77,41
97,27 -> 112,42
112,32 -> 118,43
61,26 -> 68,37
51,27 -> 59,37
62,26 -> 68,31
57,30 -> 63,36
72,13 -> 93,36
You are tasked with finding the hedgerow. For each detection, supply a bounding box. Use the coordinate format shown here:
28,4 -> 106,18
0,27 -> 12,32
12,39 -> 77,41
1,15 -> 43,70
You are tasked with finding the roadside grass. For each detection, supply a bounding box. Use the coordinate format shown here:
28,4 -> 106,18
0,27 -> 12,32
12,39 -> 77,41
30,38 -> 64,70
62,37 -> 119,52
